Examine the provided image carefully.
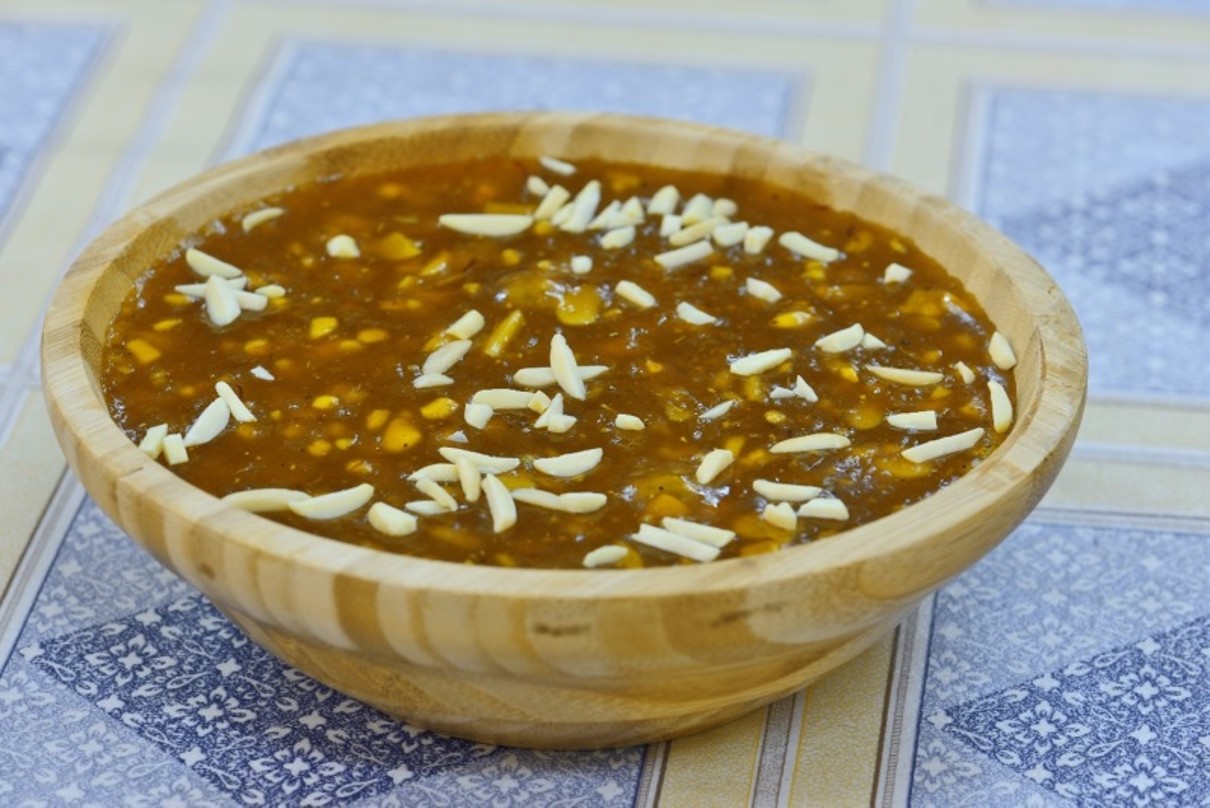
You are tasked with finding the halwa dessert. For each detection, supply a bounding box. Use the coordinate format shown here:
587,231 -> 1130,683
101,156 -> 1017,569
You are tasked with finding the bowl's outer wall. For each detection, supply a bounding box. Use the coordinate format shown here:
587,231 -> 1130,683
41,112 -> 1087,747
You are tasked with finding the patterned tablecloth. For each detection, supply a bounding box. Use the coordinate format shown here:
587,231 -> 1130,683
2,1 -> 1209,805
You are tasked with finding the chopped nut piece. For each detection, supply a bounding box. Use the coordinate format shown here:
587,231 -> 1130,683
676,302 -> 718,326
753,480 -> 822,502
614,280 -> 656,309
712,198 -> 738,218
989,331 -> 1017,370
288,483 -> 374,519
174,277 -> 248,297
661,517 -> 735,547
423,339 -> 473,375
794,375 -> 819,402
203,275 -> 241,327
570,255 -> 593,274
887,410 -> 938,431
439,213 -> 533,237
988,379 -> 1013,433
162,433 -> 188,465
695,448 -> 734,485
482,473 -> 517,532
539,155 -> 577,176
250,365 -> 275,381
779,231 -> 840,263
183,398 -> 231,447
215,381 -> 256,422
560,180 -> 602,233
583,545 -> 628,568
550,333 -> 587,400
511,488 -> 565,510
186,248 -> 243,279
533,185 -> 572,220
815,323 -> 864,353
588,200 -> 623,230
745,277 -> 782,303
861,333 -> 886,349
559,492 -> 608,513
138,423 -> 169,458
797,497 -> 849,520
255,284 -> 285,298
730,348 -> 792,376
413,373 -> 453,389
770,433 -> 850,453
223,488 -> 309,512
712,221 -> 749,247
954,361 -> 976,384
744,225 -> 775,255
668,217 -> 721,248
600,225 -> 635,249
472,389 -> 536,410
620,196 -> 645,224
647,185 -> 680,216
325,234 -> 360,258
445,310 -> 485,340
615,413 -> 645,431
241,207 -> 284,232
884,262 -> 913,284
762,502 -> 798,531
464,402 -> 493,430
655,240 -> 714,270
368,502 -> 418,536
867,365 -> 945,385
659,213 -> 683,238
526,175 -> 550,196
408,463 -> 459,482
405,500 -> 453,516
534,447 -> 603,477
415,477 -> 458,511
632,524 -> 719,562
512,365 -> 608,388
438,447 -> 520,474
681,193 -> 713,225
700,400 -> 735,421
534,392 -> 564,430
902,427 -> 985,463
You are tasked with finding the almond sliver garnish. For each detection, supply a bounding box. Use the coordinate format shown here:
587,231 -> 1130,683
539,155 -> 577,176
867,365 -> 945,385
677,302 -> 718,326
408,463 -> 459,482
680,193 -> 714,225
632,524 -> 719,563
884,262 -> 913,284
203,275 -> 241,326
526,175 -> 550,196
215,381 -> 256,423
655,241 -> 714,270
175,277 -> 247,296
713,221 -> 749,248
745,277 -> 782,303
989,331 -> 1017,370
464,402 -> 493,430
288,483 -> 374,520
513,365 -> 608,388
162,434 -> 188,465
744,225 -> 774,255
770,433 -> 850,453
138,424 -> 169,458
954,361 -> 976,384
413,373 -> 453,389
614,280 -> 656,309
660,517 -> 736,547
533,185 -> 572,220
511,488 -> 565,510
815,323 -> 864,353
405,500 -> 452,516
182,397 -> 231,447
762,502 -> 798,531
695,448 -> 734,485
560,180 -> 602,234
550,333 -> 587,400
414,477 -> 458,511
779,231 -> 840,263
615,413 -> 645,430
600,225 -> 635,249
797,498 -> 849,520
422,339 -> 473,375
241,207 -> 284,233
583,545 -> 628,568
186,248 -> 243,279
730,348 -> 791,376
647,185 -> 680,216
439,213 -> 533,236
438,447 -> 520,474
533,447 -> 603,477
223,488 -> 310,512
368,502 -> 418,536
445,310 -> 485,339
988,379 -> 1013,433
886,410 -> 938,431
902,427 -> 985,464
482,473 -> 517,532
753,480 -> 822,502
559,492 -> 607,513
472,389 -> 537,410
700,400 -> 735,421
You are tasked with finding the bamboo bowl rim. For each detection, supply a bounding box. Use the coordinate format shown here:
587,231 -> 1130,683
42,111 -> 1087,604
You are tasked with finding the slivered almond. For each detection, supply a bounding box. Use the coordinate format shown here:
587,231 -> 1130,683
700,400 -> 735,421
677,302 -> 718,326
615,413 -> 645,431
815,323 -> 864,353
954,361 -> 976,384
326,234 -> 360,258
439,214 -> 533,236
513,365 -> 608,388
583,545 -> 628,568
408,463 -> 459,482
406,500 -> 451,516
539,155 -> 577,175
614,280 -> 656,308
423,339 -> 472,375
779,231 -> 840,262
534,392 -> 563,429
713,221 -> 749,247
162,434 -> 188,465
655,241 -> 713,270
884,263 -> 913,284
570,255 -> 592,274
438,447 -> 519,474
414,478 -> 458,511
526,175 -> 550,196
138,424 -> 169,458
667,217 -> 720,248
601,225 -> 635,249
534,448 -> 603,477
549,414 -> 577,433
887,410 -> 939,431
695,448 -> 734,485
368,502 -> 418,536
472,389 -> 536,410
482,474 -> 517,532
798,498 -> 849,520
730,348 -> 791,376
632,524 -> 719,563
753,480 -> 822,502
288,483 -> 374,520
712,198 -> 738,218
233,290 -> 268,311
534,185 -> 572,220
215,381 -> 255,423
867,365 -> 944,385
681,193 -> 713,225
647,185 -> 680,216
204,275 -> 241,327
589,200 -> 623,230
550,333 -> 587,400
620,197 -> 645,224
989,331 -> 1017,370
771,433 -> 850,453
861,333 -> 886,349
255,284 -> 285,298
511,488 -> 564,510
794,375 -> 819,402
223,488 -> 309,512
560,180 -> 602,233
744,225 -> 774,255
241,207 -> 284,232
183,398 -> 230,447
745,277 -> 782,303
464,402 -> 493,430
414,373 -> 453,389
550,202 -> 574,227
528,391 -> 552,413
902,427 -> 985,464
659,214 -> 682,238
988,379 -> 1013,433
186,248 -> 243,279
453,455 -> 482,502
762,502 -> 798,531
560,492 -> 607,513
445,310 -> 485,339
250,365 -> 275,381
661,517 -> 735,547
175,277 -> 247,296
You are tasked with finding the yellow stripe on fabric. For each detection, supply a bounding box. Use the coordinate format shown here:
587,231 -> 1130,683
658,706 -> 766,807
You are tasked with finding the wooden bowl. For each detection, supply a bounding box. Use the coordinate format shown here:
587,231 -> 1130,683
41,112 -> 1086,749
